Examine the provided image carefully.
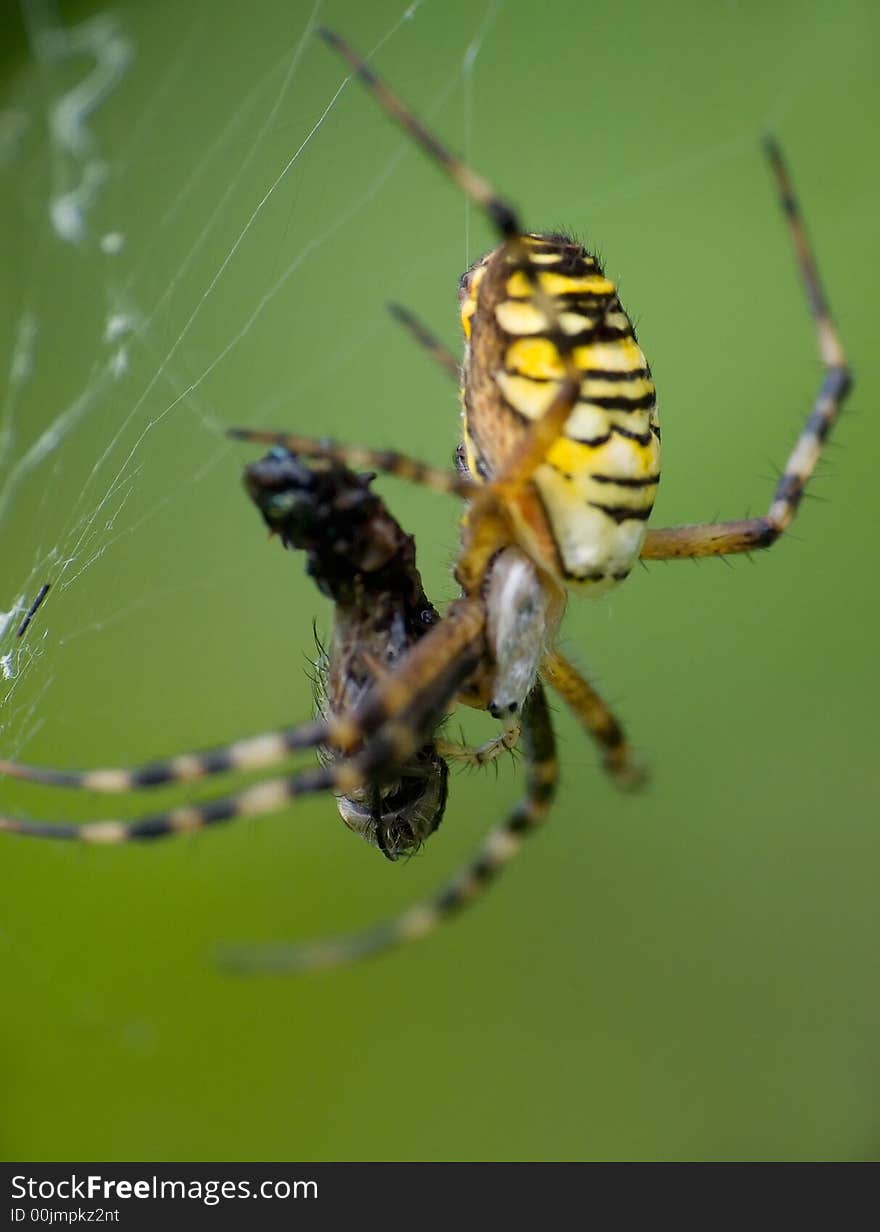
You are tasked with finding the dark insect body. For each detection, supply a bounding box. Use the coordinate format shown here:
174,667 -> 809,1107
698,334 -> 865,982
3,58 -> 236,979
246,446 -> 450,861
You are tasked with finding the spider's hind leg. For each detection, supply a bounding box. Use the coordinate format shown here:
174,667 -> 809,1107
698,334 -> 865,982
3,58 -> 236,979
221,681 -> 558,974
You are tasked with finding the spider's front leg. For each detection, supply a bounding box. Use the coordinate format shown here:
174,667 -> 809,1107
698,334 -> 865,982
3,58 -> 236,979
0,450 -> 488,846
641,137 -> 851,562
227,429 -> 474,500
0,608 -> 477,799
0,597 -> 485,845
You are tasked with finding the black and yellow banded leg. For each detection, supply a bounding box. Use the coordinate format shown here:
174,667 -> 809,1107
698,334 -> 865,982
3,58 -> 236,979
228,429 -> 474,499
541,650 -> 645,790
317,30 -> 583,488
0,718 -> 431,845
0,719 -> 329,795
221,682 -> 558,974
0,599 -> 486,796
0,611 -> 489,846
317,26 -> 518,238
641,137 -> 851,562
435,721 -> 521,769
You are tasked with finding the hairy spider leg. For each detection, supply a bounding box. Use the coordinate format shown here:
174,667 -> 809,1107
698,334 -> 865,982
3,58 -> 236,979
641,137 -> 851,560
0,602 -> 485,843
0,599 -> 484,799
540,650 -> 645,790
221,682 -> 557,973
435,723 -> 521,768
227,429 -> 475,499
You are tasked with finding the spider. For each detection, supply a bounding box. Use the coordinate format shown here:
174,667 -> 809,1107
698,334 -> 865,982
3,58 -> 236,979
0,28 -> 851,973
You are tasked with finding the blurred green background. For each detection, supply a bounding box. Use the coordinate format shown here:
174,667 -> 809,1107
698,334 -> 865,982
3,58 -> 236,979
1,0 -> 877,1162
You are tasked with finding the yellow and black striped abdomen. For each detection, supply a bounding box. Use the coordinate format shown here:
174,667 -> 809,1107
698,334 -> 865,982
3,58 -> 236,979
460,235 -> 660,590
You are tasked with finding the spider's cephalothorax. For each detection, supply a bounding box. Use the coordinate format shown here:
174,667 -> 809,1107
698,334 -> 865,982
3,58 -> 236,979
245,447 -> 450,860
0,27 -> 851,973
459,235 -> 660,590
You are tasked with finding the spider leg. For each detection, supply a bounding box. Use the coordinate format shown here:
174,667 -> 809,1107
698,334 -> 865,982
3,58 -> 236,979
220,681 -> 557,974
228,429 -> 474,499
387,303 -> 459,383
0,720 -> 329,794
0,765 -> 336,844
317,27 -> 519,240
0,605 -> 485,843
0,598 -> 485,795
435,721 -> 520,768
317,30 -> 583,485
541,650 -> 645,790
0,726 -> 419,845
641,136 -> 851,562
